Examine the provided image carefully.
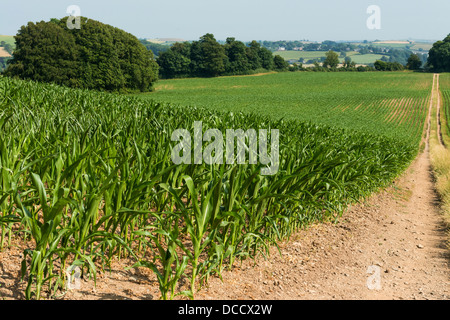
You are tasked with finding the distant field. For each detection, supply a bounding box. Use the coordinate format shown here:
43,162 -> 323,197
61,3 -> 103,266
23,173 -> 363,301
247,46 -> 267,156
356,42 -> 410,48
274,50 -> 387,65
410,43 -> 433,51
0,35 -> 15,47
0,47 -> 12,57
348,53 -> 387,64
355,41 -> 433,51
147,38 -> 184,45
274,50 -> 329,60
138,71 -> 431,143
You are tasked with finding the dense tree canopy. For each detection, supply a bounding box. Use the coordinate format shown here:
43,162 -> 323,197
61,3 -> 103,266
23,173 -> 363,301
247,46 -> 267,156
273,55 -> 289,71
224,37 -> 250,74
191,33 -> 227,77
374,60 -> 404,71
427,34 -> 450,72
157,34 -> 281,79
406,54 -> 422,70
4,17 -> 159,92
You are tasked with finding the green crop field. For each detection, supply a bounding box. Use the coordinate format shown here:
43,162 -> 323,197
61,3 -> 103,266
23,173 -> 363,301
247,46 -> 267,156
0,71 -> 431,300
0,35 -> 15,47
439,73 -> 450,135
139,72 -> 431,145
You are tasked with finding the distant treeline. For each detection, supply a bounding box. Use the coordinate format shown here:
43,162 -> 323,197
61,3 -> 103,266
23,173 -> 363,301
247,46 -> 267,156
428,34 -> 450,72
148,37 -> 428,78
259,40 -> 428,66
156,34 -> 289,79
155,34 -> 425,78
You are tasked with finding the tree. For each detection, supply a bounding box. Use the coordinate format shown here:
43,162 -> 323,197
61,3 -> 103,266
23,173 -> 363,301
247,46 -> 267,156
224,37 -> 250,74
156,42 -> 193,78
374,60 -> 404,71
258,47 -> 274,70
157,49 -> 191,78
5,20 -> 81,87
5,17 -> 159,92
374,60 -> 388,71
273,55 -> 288,71
246,40 -> 262,70
323,50 -> 339,68
390,62 -> 404,71
190,33 -> 227,77
343,56 -> 355,68
406,54 -> 422,70
427,34 -> 450,72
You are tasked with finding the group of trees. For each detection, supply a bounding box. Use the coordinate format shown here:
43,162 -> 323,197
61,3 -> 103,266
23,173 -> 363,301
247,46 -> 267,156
3,17 -> 159,92
374,60 -> 405,71
157,34 -> 287,78
427,34 -> 450,72
373,53 -> 422,71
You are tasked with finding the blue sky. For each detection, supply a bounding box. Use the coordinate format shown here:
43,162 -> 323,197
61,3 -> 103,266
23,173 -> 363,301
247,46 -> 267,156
1,0 -> 449,42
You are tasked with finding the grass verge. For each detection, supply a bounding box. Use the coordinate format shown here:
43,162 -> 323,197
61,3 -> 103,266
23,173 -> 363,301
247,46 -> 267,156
429,84 -> 450,247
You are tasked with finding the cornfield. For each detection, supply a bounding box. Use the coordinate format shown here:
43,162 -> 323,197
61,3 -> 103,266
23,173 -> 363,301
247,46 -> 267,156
0,75 -> 421,299
440,75 -> 450,136
144,71 -> 431,145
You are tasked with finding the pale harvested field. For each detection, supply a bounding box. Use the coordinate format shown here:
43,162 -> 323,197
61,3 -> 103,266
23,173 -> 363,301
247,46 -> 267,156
0,47 -> 11,58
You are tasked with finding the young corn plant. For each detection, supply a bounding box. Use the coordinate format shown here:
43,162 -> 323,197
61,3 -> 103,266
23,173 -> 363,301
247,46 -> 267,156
15,173 -> 96,300
130,212 -> 191,300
